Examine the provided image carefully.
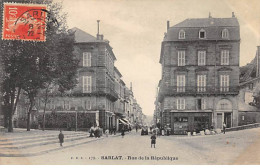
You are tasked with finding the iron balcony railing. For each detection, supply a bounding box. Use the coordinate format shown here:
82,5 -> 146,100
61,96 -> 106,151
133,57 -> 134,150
159,85 -> 239,97
50,87 -> 119,100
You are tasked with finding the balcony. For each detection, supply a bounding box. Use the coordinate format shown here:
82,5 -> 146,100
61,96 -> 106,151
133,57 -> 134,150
158,85 -> 239,101
51,87 -> 119,101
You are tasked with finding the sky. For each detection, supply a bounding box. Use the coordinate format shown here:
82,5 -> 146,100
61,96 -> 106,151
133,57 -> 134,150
57,0 -> 260,117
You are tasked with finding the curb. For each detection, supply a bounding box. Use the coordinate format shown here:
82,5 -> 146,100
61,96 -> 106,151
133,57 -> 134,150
0,133 -> 125,157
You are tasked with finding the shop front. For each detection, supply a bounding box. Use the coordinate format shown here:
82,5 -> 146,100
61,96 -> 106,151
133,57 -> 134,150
169,112 -> 212,135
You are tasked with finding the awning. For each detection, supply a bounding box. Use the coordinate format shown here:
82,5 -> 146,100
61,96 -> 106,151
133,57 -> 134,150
122,118 -> 131,125
119,119 -> 128,125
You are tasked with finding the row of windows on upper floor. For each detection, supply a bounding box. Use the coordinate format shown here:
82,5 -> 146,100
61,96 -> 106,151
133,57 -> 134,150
165,98 -> 230,111
175,74 -> 230,92
82,48 -> 114,70
178,28 -> 229,39
176,50 -> 230,66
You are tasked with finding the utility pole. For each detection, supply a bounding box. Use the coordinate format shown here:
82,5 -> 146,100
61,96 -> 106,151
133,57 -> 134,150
75,106 -> 78,132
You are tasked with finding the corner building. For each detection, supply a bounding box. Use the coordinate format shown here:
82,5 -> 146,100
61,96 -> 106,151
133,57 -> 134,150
158,14 -> 240,134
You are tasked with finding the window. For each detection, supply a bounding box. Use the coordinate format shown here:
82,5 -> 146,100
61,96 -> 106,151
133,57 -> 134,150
177,98 -> 185,110
248,83 -> 253,90
220,75 -> 229,92
177,75 -> 185,92
222,29 -> 229,39
178,51 -> 185,66
83,76 -> 92,93
198,51 -> 206,66
199,29 -> 206,39
220,103 -> 228,110
84,100 -> 91,110
242,116 -> 245,121
197,98 -> 206,110
221,50 -> 229,65
174,117 -> 188,122
197,75 -> 206,92
64,101 -> 70,110
179,30 -> 185,39
83,52 -> 91,67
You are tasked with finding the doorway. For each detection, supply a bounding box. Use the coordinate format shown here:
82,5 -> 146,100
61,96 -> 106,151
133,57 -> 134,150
217,113 -> 222,129
224,113 -> 232,128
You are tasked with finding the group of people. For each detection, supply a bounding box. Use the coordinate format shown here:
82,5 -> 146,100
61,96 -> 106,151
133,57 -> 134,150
89,126 -> 102,138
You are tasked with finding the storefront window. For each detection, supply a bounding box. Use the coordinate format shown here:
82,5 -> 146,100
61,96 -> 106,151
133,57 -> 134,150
174,117 -> 188,122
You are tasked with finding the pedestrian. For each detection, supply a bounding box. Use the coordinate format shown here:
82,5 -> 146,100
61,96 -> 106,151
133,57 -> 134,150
223,122 -> 226,134
136,126 -> 138,132
89,125 -> 95,137
94,126 -> 98,138
151,133 -> 156,148
161,128 -> 165,136
129,126 -> 132,132
97,126 -> 101,138
121,126 -> 125,138
105,129 -> 109,137
58,130 -> 64,147
113,126 -> 116,135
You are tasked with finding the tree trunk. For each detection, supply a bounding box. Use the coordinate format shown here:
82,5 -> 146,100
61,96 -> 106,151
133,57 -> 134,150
8,113 -> 13,132
27,94 -> 35,131
27,111 -> 31,131
42,89 -> 48,131
42,112 -> 46,131
27,102 -> 33,131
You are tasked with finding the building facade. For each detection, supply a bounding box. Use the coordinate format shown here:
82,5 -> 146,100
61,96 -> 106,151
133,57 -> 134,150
158,14 -> 240,134
12,26 -> 144,131
239,46 -> 260,125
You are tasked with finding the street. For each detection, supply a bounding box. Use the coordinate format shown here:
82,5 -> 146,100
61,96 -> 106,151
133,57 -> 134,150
1,127 -> 260,165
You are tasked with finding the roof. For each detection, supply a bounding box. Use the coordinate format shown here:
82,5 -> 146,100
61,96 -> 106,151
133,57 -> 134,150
70,27 -> 97,43
240,52 -> 257,84
173,18 -> 239,28
71,27 -> 117,61
163,17 -> 240,42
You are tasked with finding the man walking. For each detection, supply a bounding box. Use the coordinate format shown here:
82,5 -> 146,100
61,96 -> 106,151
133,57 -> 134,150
58,130 -> 64,147
223,122 -> 226,134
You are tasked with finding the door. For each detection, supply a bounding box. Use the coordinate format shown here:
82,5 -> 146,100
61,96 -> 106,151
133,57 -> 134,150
224,113 -> 232,128
217,113 -> 222,129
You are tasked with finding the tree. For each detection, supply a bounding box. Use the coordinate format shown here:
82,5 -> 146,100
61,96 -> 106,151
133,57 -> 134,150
0,0 -> 78,132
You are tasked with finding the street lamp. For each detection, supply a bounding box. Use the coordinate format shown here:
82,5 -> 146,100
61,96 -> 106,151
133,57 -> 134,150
75,106 -> 78,132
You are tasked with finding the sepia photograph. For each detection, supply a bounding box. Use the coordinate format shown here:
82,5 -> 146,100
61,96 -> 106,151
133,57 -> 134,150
0,0 -> 260,165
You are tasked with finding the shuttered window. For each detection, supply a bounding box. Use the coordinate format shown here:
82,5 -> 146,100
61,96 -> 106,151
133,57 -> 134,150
83,76 -> 92,93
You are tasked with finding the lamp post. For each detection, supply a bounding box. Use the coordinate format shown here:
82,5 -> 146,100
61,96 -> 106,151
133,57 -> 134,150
75,106 -> 78,132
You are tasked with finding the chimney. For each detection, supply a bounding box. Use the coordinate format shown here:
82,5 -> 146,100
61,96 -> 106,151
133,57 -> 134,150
209,12 -> 212,18
232,12 -> 235,18
167,20 -> 170,30
130,82 -> 132,91
97,20 -> 100,40
101,34 -> 104,40
256,46 -> 260,77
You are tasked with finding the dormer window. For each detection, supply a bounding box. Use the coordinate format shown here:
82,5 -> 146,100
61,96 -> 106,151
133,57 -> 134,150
179,30 -> 185,39
199,29 -> 206,39
222,29 -> 229,39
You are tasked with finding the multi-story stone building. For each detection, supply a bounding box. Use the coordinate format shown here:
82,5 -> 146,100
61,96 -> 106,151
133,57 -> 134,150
158,13 -> 240,134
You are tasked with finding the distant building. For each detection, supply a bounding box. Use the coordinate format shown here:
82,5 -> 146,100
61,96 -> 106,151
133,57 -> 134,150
239,46 -> 260,125
158,13 -> 240,134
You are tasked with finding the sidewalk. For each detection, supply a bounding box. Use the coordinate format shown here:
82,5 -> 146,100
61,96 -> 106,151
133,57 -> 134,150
0,128 -> 127,157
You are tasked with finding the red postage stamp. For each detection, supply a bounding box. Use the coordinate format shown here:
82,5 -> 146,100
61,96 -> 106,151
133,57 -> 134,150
2,3 -> 47,41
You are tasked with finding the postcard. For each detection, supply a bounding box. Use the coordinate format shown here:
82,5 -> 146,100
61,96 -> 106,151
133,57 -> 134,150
0,0 -> 260,165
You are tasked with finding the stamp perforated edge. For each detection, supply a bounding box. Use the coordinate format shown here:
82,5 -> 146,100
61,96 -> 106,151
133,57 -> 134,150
2,2 -> 48,42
